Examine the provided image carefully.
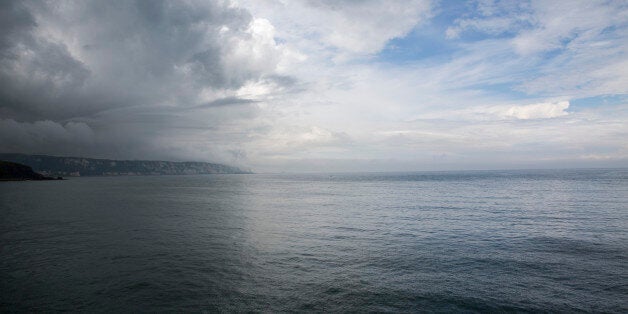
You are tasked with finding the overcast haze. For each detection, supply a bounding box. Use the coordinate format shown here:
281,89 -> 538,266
1,0 -> 627,172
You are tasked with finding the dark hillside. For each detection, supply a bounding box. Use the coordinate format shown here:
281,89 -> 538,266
0,154 -> 251,177
0,161 -> 61,181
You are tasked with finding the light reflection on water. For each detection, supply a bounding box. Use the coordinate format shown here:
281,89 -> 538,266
1,169 -> 627,312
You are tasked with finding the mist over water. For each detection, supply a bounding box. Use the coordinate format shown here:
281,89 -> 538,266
1,169 -> 627,312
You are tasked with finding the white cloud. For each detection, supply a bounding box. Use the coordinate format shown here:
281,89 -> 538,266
441,1 -> 628,99
480,101 -> 570,120
235,0 -> 432,58
405,100 -> 571,121
445,0 -> 533,39
511,0 -> 626,56
222,0 -> 628,170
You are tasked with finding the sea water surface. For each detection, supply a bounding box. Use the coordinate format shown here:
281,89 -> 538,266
1,169 -> 627,312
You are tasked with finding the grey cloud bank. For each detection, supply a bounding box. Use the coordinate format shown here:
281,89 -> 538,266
0,0 -> 288,164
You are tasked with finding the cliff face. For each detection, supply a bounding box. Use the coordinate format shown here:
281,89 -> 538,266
0,161 -> 60,181
0,154 -> 252,177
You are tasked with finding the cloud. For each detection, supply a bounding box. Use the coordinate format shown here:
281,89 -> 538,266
477,101 -> 570,120
510,1 -> 626,55
0,0 -> 296,163
0,0 -> 626,171
304,0 -> 432,54
405,100 -> 570,121
262,125 -> 352,154
0,119 -> 94,154
445,0 -> 534,39
237,0 -> 432,57
0,0 -> 292,121
196,97 -> 258,109
439,1 -> 628,99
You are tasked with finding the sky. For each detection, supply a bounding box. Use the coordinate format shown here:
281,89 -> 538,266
0,0 -> 627,172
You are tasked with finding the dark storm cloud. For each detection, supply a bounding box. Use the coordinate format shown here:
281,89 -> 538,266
0,1 -> 90,121
0,0 -> 291,160
0,0 -> 257,120
196,97 -> 258,109
0,1 -> 34,49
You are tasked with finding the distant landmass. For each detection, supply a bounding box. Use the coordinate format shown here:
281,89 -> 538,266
0,154 -> 252,177
0,161 -> 63,181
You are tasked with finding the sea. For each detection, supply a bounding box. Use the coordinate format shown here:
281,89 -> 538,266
1,169 -> 627,312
